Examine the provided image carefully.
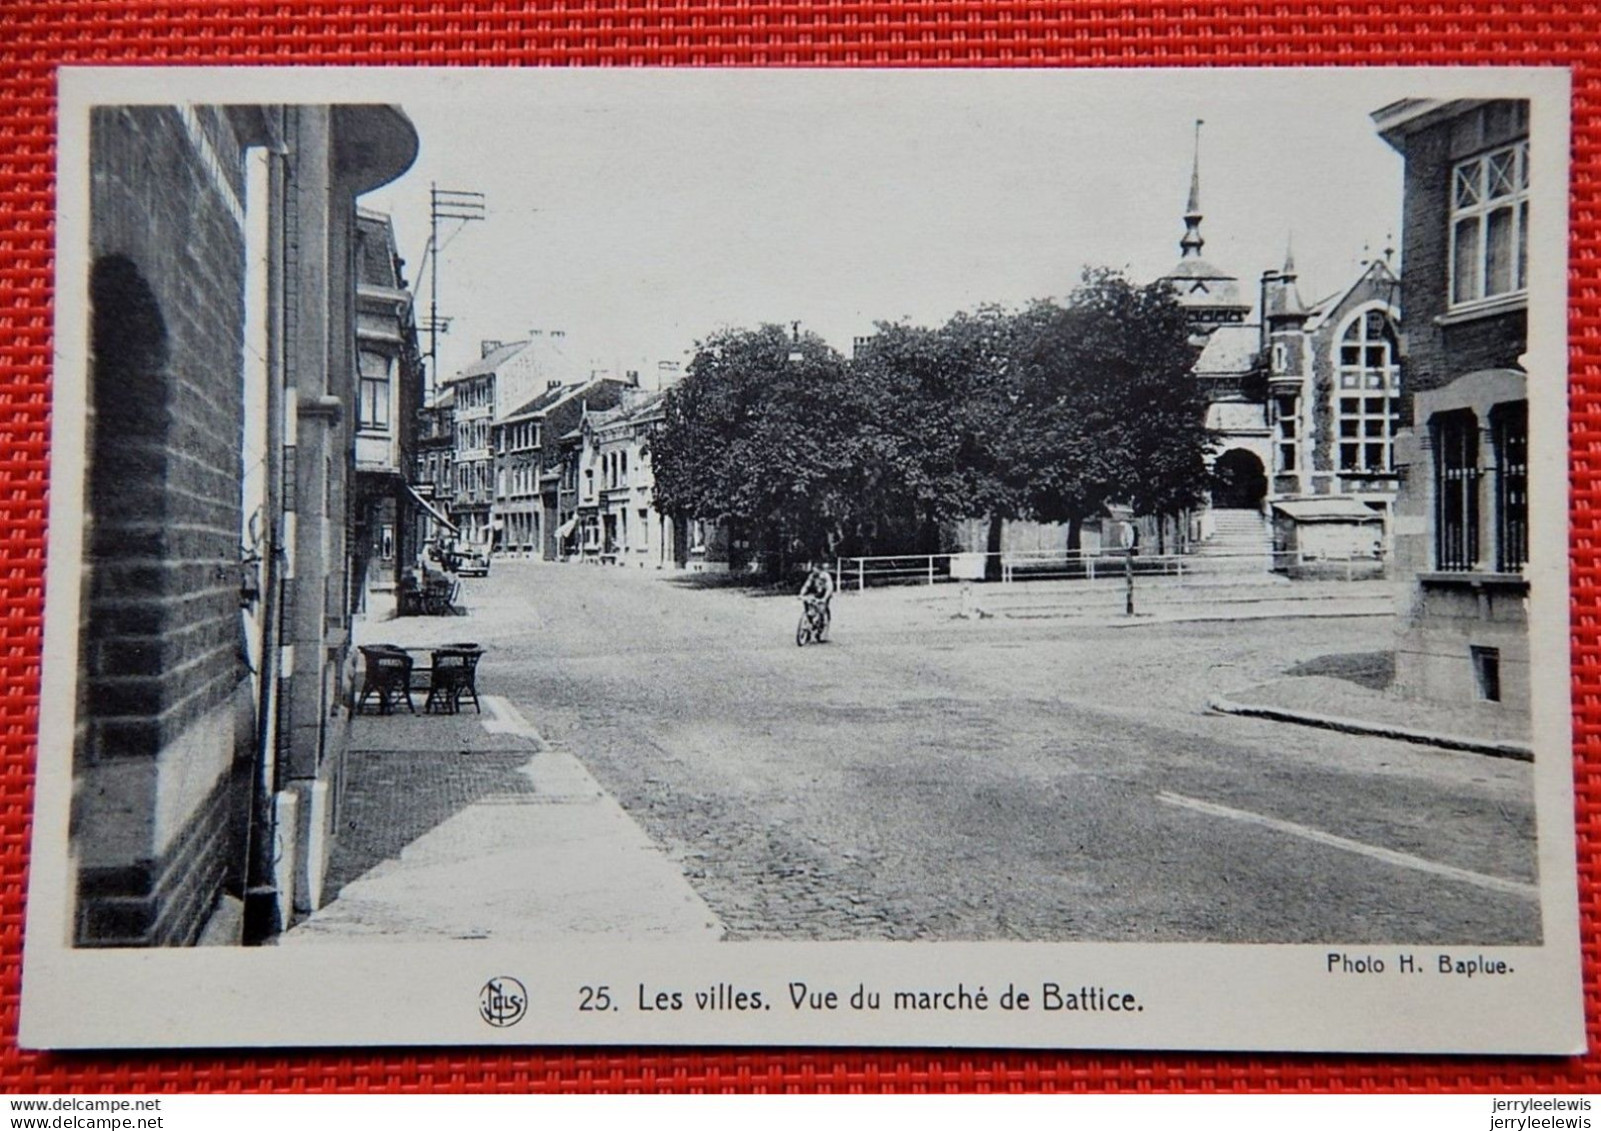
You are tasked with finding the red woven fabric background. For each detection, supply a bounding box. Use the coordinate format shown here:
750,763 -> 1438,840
1,0 -> 1598,1094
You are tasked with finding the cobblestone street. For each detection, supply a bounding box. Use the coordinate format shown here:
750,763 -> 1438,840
329,561 -> 1540,945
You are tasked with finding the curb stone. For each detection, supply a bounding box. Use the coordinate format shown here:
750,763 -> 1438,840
1206,694 -> 1533,761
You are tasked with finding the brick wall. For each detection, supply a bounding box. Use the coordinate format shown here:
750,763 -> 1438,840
75,761 -> 237,945
1395,104 -> 1528,396
77,106 -> 252,946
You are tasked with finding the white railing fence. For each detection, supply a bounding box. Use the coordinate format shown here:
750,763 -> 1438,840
834,548 -> 1387,591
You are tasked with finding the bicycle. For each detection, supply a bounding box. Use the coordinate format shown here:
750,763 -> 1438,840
796,597 -> 830,646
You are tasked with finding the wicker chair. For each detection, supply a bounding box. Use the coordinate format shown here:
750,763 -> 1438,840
422,576 -> 460,616
357,645 -> 416,715
425,645 -> 483,714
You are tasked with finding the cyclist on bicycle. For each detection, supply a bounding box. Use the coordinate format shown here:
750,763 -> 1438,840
799,561 -> 834,638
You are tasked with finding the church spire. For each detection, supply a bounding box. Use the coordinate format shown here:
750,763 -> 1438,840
1180,119 -> 1205,259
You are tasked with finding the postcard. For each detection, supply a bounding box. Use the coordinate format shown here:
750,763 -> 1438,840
20,65 -> 1581,1052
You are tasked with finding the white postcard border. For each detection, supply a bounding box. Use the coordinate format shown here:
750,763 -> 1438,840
20,65 -> 1584,1053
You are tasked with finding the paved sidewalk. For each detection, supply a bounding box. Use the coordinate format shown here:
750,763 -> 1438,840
1208,674 -> 1533,760
280,695 -> 724,944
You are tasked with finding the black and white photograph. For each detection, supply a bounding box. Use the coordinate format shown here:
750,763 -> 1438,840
21,66 -> 1582,1052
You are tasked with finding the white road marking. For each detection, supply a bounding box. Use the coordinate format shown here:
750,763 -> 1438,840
1156,791 -> 1538,901
480,695 -> 544,744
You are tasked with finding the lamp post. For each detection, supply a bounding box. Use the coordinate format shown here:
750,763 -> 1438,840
1107,508 -> 1138,616
1124,536 -> 1136,617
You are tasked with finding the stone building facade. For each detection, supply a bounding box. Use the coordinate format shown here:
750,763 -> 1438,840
574,390 -> 686,568
444,331 -> 624,551
77,103 -> 418,946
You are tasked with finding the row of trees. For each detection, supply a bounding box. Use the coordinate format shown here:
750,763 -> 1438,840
649,270 -> 1215,575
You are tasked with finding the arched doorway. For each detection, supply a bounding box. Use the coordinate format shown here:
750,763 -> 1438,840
1213,447 -> 1267,510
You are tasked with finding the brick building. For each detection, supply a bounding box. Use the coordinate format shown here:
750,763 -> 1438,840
1374,98 -> 1531,713
507,373 -> 632,560
552,425 -> 585,559
1156,128 -> 1403,565
414,384 -> 458,548
77,103 -> 418,946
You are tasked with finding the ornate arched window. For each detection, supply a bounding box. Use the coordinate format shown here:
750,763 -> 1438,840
1335,308 -> 1401,473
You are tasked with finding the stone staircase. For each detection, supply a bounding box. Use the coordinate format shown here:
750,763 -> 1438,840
1193,507 -> 1276,574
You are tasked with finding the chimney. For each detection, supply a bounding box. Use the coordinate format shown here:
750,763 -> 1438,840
627,369 -> 640,387
548,379 -> 562,390
1258,270 -> 1279,354
481,339 -> 503,358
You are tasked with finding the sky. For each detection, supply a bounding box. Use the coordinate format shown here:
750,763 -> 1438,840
356,71 -> 1406,391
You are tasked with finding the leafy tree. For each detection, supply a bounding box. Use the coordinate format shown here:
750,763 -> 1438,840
654,270 -> 1208,571
1011,270 -> 1209,548
652,324 -> 855,574
843,306 -> 1026,560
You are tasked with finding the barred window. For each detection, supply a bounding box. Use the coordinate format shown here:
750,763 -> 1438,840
1434,410 -> 1480,572
1494,401 -> 1529,572
1450,139 -> 1529,307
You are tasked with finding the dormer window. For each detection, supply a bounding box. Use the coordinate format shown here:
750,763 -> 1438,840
1450,139 -> 1529,308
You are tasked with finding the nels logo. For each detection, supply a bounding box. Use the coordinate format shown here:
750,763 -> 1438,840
479,976 -> 528,1028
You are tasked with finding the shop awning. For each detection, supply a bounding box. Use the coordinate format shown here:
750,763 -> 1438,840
556,516 -> 579,538
405,483 -> 458,535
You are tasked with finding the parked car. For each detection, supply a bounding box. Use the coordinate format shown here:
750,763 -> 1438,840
455,540 -> 492,577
